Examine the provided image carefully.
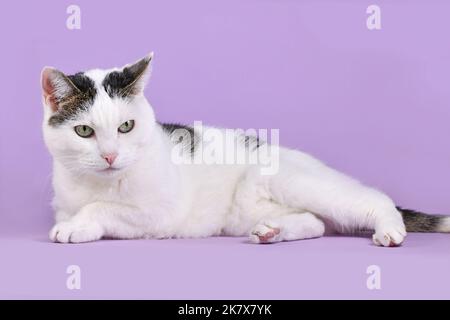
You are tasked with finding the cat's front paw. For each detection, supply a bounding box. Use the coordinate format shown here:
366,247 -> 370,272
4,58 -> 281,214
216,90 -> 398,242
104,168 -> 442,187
372,220 -> 406,247
49,219 -> 104,243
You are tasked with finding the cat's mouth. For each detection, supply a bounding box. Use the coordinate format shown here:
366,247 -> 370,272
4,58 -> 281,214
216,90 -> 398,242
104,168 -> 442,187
97,166 -> 123,175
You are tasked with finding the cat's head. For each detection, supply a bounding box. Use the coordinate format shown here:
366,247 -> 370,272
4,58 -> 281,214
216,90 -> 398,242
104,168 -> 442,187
41,54 -> 156,178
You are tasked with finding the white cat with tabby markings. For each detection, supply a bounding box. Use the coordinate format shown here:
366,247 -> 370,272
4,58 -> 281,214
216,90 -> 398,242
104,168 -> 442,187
41,53 -> 450,246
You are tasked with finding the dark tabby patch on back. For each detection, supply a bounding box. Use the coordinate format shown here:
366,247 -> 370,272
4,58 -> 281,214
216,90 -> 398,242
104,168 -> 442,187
159,122 -> 198,155
397,206 -> 442,232
103,57 -> 150,99
244,135 -> 263,151
48,73 -> 97,127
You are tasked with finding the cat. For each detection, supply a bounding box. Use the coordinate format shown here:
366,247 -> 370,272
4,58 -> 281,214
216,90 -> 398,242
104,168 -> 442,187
41,53 -> 450,246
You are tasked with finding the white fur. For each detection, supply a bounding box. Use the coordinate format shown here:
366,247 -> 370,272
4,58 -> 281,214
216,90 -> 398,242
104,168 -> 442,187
42,58 -> 406,247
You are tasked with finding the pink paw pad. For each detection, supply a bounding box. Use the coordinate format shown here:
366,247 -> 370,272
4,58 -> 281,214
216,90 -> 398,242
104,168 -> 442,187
257,227 -> 281,243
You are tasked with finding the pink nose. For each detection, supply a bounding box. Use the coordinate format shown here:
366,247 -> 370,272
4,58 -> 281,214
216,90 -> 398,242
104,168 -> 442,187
102,153 -> 117,166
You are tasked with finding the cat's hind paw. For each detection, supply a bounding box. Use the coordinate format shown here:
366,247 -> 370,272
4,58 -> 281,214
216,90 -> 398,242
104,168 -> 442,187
249,223 -> 281,244
372,221 -> 406,247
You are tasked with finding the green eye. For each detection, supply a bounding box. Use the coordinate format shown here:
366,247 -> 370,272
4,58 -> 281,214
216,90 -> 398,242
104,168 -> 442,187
118,120 -> 135,133
74,125 -> 94,138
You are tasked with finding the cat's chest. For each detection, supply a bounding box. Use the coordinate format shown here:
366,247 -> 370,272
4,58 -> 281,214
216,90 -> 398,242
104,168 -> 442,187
57,177 -> 142,213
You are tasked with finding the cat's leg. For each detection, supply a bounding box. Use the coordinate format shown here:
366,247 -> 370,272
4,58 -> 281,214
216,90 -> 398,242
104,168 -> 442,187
249,212 -> 325,244
54,210 -> 72,223
268,154 -> 406,247
49,201 -> 147,243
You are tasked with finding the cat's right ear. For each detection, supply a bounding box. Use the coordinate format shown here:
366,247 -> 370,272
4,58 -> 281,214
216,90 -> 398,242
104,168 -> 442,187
41,67 -> 79,112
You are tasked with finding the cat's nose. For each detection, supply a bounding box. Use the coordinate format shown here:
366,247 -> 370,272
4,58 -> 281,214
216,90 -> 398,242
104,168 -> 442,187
102,153 -> 117,166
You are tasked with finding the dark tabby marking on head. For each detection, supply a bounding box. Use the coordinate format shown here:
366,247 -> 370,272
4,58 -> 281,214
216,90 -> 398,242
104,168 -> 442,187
244,135 -> 263,151
159,122 -> 198,155
103,57 -> 151,99
397,206 -> 444,232
48,73 -> 97,127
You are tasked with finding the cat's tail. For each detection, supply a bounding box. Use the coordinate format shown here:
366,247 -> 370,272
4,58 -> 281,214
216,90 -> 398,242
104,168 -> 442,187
397,206 -> 450,233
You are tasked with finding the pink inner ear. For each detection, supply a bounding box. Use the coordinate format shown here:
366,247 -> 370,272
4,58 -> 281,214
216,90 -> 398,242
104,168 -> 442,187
41,68 -> 59,112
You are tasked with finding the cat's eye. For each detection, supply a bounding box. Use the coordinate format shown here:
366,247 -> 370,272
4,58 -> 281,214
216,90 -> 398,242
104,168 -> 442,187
118,120 -> 135,134
74,125 -> 94,138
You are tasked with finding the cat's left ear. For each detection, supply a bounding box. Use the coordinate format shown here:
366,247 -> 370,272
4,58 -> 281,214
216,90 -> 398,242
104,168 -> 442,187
120,52 -> 154,96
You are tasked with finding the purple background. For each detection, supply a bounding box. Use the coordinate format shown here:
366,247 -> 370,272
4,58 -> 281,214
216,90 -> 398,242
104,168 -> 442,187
1,0 -> 450,299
